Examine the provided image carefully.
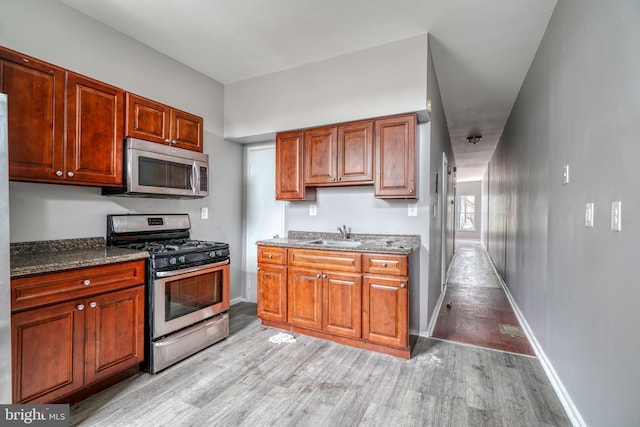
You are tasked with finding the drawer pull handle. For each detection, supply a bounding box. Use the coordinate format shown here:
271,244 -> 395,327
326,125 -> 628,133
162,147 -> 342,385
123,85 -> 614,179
268,254 -> 273,259
89,302 -> 97,308
400,283 -> 406,288
77,304 -> 85,311
381,262 -> 387,267
83,279 -> 91,286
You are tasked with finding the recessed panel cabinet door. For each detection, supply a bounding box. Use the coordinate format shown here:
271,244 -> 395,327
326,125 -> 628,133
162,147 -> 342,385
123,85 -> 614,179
288,268 -> 323,330
304,126 -> 337,184
338,120 -> 373,184
374,114 -> 416,198
66,72 -> 124,186
125,93 -> 170,144
12,301 -> 85,403
362,275 -> 408,348
257,264 -> 288,323
276,131 -> 315,200
85,286 -> 145,385
170,108 -> 203,152
0,48 -> 65,182
323,272 -> 362,338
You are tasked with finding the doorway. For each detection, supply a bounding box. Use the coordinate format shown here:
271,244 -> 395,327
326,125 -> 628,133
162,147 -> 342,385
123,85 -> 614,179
244,144 -> 284,303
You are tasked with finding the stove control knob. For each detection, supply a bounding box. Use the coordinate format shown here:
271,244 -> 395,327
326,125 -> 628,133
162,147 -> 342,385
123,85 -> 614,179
208,251 -> 215,258
216,250 -> 224,257
178,256 -> 186,264
169,257 -> 177,265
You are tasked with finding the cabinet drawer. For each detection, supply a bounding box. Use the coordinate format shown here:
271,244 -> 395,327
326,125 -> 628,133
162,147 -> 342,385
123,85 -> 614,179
257,246 -> 287,265
11,260 -> 145,312
362,254 -> 408,276
289,249 -> 361,273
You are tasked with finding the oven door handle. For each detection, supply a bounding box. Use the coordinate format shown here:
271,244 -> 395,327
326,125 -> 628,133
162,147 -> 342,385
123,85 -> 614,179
155,259 -> 230,278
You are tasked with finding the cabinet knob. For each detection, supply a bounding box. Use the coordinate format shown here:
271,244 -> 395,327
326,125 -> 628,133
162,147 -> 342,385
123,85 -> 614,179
409,189 -> 413,193
338,177 -> 342,181
89,302 -> 97,308
316,273 -> 321,278
381,262 -> 387,268
77,304 -> 85,311
67,171 -> 74,177
323,274 -> 327,279
165,139 -> 171,143
257,267 -> 260,271
56,170 -> 63,177
400,283 -> 406,288
83,279 -> 91,286
331,178 -> 336,182
171,139 -> 177,144
268,254 -> 273,259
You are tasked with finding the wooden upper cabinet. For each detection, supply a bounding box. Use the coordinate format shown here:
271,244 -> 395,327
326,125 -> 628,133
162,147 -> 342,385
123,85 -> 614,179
66,72 -> 124,186
170,108 -> 203,152
374,113 -> 417,198
304,120 -> 373,186
126,93 -> 203,152
1,46 -> 123,186
125,93 -> 170,144
275,130 -> 316,201
0,47 -> 65,183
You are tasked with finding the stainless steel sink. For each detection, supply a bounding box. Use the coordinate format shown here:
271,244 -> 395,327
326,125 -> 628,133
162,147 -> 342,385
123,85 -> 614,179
306,239 -> 364,248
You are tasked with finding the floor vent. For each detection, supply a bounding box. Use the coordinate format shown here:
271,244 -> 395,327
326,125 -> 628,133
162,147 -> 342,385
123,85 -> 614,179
499,324 -> 525,338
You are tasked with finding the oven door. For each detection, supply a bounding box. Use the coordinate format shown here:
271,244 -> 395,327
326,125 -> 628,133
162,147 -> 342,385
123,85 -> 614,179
153,259 -> 229,339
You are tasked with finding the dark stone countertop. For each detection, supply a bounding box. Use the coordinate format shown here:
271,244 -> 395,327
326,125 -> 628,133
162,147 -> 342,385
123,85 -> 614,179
256,231 -> 420,255
10,237 -> 149,278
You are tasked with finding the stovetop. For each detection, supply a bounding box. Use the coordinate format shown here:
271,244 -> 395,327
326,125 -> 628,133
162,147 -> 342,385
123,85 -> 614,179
121,239 -> 228,255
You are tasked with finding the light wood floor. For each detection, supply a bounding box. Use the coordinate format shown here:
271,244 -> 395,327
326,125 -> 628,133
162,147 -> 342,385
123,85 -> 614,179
70,303 -> 570,426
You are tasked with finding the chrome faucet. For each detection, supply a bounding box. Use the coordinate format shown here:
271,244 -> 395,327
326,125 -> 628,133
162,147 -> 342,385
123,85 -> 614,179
338,225 -> 350,239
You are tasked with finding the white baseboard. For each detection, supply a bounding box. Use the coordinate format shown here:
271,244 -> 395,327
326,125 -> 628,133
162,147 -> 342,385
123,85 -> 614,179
484,249 -> 585,427
230,297 -> 247,305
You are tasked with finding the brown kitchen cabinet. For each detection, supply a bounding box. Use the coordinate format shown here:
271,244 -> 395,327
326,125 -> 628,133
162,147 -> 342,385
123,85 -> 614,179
257,246 -> 288,323
11,260 -> 145,404
275,130 -> 316,201
0,46 -> 124,186
257,244 -> 410,358
362,275 -> 408,349
304,120 -> 373,186
374,113 -> 417,198
126,93 -> 203,152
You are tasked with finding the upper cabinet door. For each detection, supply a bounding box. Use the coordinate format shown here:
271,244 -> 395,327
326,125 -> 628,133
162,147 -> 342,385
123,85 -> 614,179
304,126 -> 337,185
65,72 -> 124,186
125,93 -> 170,144
170,108 -> 203,152
337,120 -> 373,184
374,113 -> 417,198
276,130 -> 316,201
0,48 -> 65,182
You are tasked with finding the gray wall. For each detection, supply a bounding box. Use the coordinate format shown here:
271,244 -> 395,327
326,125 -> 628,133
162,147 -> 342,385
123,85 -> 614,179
426,38 -> 455,321
1,0 -> 244,299
0,95 -> 10,402
480,169 -> 489,247
486,0 -> 640,425
456,181 -> 482,240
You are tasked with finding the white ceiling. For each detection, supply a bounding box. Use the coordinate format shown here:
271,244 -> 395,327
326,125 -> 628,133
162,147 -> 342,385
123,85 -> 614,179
60,0 -> 557,182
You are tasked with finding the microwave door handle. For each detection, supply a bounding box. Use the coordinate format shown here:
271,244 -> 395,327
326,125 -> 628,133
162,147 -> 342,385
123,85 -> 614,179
192,161 -> 199,195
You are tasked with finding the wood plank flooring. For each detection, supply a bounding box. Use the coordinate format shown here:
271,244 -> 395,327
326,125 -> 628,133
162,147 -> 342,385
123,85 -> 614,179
70,303 -> 570,426
433,240 -> 536,356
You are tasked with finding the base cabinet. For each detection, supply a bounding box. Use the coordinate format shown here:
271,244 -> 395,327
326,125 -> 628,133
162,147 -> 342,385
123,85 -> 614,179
257,246 -> 409,358
11,260 -> 145,403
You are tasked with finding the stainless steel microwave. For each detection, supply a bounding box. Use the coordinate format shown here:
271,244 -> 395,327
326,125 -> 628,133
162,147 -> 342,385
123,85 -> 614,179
103,138 -> 208,198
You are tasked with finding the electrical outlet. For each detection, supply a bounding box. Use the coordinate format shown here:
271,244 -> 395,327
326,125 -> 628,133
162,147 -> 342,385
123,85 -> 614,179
200,207 -> 208,220
408,203 -> 418,217
309,204 -> 317,216
611,201 -> 622,232
585,202 -> 594,228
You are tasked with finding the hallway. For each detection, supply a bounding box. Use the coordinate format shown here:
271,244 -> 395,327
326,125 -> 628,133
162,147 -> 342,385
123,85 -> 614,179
432,240 -> 535,356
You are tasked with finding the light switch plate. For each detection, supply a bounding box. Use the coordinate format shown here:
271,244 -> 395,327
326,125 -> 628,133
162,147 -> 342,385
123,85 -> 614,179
309,204 -> 317,216
200,207 -> 208,220
611,201 -> 622,231
585,202 -> 594,228
563,165 -> 570,185
408,203 -> 418,217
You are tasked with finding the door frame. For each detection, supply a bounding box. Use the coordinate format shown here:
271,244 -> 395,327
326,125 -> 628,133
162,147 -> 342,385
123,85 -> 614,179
441,152 -> 448,293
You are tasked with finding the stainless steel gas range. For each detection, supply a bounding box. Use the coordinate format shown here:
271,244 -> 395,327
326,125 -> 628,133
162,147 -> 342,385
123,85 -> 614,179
107,214 -> 230,373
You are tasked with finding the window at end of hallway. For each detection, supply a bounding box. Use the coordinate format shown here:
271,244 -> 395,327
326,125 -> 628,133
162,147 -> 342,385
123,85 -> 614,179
457,195 -> 475,231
